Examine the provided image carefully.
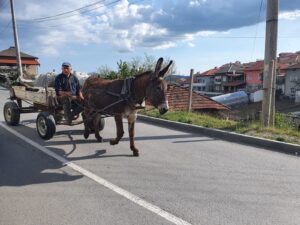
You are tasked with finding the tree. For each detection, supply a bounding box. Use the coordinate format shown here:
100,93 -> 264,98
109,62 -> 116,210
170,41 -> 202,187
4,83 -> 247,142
96,54 -> 175,80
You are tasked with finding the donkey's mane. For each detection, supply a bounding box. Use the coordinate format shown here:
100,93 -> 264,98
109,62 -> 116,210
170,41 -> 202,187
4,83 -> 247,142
134,70 -> 152,78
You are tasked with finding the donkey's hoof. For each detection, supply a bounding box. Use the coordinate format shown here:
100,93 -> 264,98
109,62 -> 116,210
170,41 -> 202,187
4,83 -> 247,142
110,139 -> 118,145
96,135 -> 103,143
133,151 -> 139,157
84,131 -> 89,139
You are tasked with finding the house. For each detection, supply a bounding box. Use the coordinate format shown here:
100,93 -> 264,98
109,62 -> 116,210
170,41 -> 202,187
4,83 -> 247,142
213,61 -> 245,93
243,55 -> 299,95
284,62 -> 300,98
278,52 -> 300,65
276,51 -> 300,95
244,60 -> 264,93
193,67 -> 219,93
167,84 -> 229,112
0,46 -> 40,79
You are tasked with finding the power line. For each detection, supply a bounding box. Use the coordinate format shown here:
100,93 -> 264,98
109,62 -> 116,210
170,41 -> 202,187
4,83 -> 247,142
251,0 -> 265,59
26,0 -> 106,22
6,0 -> 300,42
19,0 -> 120,24
17,0 -> 143,29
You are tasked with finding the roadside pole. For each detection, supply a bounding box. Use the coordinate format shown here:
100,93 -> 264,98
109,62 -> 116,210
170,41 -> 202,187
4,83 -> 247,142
188,69 -> 194,112
262,0 -> 278,127
9,0 -> 23,80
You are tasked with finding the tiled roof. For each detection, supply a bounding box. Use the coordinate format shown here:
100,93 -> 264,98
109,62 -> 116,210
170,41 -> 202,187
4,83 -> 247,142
244,60 -> 264,71
244,60 -> 291,71
215,62 -> 244,74
286,62 -> 300,70
278,52 -> 300,64
197,67 -> 219,76
0,47 -> 38,59
0,58 -> 40,65
167,84 -> 229,111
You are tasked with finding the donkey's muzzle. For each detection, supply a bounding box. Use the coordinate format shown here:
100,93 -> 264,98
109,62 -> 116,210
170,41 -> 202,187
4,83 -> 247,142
158,102 -> 169,115
159,107 -> 168,115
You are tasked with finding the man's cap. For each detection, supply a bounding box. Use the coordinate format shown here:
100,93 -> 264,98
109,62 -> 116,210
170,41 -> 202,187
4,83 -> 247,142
62,62 -> 71,67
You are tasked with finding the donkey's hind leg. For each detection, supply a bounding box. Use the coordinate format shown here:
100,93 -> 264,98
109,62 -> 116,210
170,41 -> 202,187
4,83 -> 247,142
128,113 -> 139,156
94,113 -> 103,142
110,114 -> 124,145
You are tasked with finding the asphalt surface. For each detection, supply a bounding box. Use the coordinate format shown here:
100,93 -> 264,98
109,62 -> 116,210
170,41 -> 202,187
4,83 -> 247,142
0,86 -> 300,225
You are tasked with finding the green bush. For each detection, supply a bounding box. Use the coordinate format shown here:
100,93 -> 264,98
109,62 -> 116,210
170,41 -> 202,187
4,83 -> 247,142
275,112 -> 295,130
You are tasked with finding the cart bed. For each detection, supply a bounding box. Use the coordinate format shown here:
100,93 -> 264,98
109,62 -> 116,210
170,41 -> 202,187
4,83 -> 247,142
12,86 -> 56,106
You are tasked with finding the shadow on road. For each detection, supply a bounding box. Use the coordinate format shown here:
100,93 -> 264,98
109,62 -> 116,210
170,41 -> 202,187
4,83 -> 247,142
0,135 -> 83,187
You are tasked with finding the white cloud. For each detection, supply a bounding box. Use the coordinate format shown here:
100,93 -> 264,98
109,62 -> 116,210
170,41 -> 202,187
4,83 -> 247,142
189,0 -> 206,7
36,30 -> 66,46
39,46 -> 60,56
8,0 -> 300,56
279,10 -> 300,20
153,42 -> 176,50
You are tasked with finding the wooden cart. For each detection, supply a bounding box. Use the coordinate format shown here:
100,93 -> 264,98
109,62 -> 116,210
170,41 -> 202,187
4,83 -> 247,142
3,84 -> 105,140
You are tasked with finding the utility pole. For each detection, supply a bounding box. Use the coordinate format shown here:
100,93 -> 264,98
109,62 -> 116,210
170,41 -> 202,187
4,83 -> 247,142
188,69 -> 194,112
262,0 -> 278,127
10,0 -> 23,80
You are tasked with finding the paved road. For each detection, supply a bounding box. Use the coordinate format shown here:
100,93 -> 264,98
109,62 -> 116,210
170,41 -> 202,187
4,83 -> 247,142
0,86 -> 300,225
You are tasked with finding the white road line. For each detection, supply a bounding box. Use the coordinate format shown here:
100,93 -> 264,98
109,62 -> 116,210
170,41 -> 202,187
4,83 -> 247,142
0,122 -> 193,225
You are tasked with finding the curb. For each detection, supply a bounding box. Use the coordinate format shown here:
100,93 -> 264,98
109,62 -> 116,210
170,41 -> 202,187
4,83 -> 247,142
137,114 -> 300,156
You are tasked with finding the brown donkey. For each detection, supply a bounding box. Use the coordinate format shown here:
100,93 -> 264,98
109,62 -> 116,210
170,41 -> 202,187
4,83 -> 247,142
82,58 -> 173,156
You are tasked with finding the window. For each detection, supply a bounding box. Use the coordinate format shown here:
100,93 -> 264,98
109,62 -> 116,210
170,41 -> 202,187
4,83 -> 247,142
247,75 -> 252,81
196,78 -> 205,83
215,76 -> 221,82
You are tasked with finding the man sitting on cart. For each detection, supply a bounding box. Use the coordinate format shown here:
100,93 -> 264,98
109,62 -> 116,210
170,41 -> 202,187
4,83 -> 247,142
54,62 -> 84,125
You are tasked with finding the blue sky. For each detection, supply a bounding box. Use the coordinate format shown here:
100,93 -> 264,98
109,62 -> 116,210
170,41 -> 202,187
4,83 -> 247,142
0,0 -> 300,75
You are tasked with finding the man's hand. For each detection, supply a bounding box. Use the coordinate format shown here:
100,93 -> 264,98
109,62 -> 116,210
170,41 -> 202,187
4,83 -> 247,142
79,91 -> 84,101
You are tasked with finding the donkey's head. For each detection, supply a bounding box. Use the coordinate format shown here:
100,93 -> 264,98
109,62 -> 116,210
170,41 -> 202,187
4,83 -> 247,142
146,58 -> 173,115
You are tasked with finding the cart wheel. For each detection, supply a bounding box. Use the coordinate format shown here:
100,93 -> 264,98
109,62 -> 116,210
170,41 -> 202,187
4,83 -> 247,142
3,101 -> 20,126
36,112 -> 56,140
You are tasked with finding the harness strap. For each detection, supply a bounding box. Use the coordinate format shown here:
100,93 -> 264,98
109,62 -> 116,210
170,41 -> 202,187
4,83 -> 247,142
121,77 -> 134,99
87,77 -> 137,117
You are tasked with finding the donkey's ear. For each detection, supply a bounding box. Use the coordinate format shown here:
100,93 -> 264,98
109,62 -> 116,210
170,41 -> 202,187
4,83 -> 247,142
154,57 -> 163,77
159,60 -> 173,77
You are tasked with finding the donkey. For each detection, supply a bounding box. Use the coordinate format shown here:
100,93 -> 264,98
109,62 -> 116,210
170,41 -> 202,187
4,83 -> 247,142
82,57 -> 173,156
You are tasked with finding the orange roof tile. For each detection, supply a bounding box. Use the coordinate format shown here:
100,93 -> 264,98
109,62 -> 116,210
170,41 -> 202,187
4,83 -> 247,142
199,67 -> 219,76
167,84 -> 229,111
0,58 -> 40,65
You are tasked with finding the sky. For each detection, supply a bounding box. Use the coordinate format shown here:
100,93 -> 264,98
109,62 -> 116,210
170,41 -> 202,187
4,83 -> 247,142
0,0 -> 300,75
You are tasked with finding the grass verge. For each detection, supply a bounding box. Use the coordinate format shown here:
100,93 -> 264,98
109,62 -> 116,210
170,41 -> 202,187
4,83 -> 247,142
140,109 -> 300,145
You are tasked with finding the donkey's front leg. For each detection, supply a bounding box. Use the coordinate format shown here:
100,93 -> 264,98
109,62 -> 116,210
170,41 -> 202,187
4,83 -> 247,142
110,114 -> 124,145
82,109 -> 90,139
128,113 -> 139,156
94,113 -> 103,142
